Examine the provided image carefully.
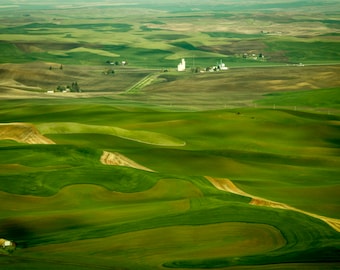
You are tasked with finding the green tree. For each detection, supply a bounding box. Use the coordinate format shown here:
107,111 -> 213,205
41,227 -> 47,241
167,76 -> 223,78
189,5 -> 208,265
71,82 -> 80,92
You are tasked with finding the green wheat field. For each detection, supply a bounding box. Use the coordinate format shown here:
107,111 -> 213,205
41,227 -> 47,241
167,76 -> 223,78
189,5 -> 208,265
0,1 -> 339,269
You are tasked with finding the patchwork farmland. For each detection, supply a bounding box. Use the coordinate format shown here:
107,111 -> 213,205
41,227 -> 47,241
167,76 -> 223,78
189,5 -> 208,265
0,1 -> 339,269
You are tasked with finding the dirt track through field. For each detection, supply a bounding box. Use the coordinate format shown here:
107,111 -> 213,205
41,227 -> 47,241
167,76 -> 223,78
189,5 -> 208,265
100,150 -> 155,172
0,123 -> 55,144
205,176 -> 340,232
125,73 -> 159,93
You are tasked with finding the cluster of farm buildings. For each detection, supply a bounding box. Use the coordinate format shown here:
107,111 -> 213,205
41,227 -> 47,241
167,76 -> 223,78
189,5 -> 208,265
46,58 -> 229,93
177,58 -> 229,72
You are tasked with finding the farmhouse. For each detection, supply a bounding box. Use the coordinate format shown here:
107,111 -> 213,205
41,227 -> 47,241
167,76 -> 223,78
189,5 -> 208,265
217,60 -> 228,70
0,238 -> 14,249
177,58 -> 186,71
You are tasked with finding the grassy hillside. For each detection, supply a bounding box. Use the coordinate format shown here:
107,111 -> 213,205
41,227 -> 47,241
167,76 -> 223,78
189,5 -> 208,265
256,87 -> 340,109
0,1 -> 339,67
0,1 -> 339,269
0,99 -> 339,269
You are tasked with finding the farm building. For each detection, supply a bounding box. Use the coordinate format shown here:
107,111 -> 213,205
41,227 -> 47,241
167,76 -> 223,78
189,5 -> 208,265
217,60 -> 228,70
177,58 -> 186,71
0,238 -> 16,254
0,238 -> 14,248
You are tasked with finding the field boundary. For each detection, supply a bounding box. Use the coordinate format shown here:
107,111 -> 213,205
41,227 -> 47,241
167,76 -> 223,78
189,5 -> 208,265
100,150 -> 155,172
205,176 -> 340,232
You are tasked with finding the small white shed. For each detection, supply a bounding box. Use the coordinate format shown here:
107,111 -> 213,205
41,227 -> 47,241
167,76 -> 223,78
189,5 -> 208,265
0,238 -> 13,248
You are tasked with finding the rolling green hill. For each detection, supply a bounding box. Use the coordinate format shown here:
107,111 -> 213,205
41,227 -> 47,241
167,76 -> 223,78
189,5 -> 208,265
0,99 -> 339,269
0,1 -> 339,269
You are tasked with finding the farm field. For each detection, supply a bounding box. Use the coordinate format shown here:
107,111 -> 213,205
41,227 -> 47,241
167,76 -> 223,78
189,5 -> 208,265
0,1 -> 340,269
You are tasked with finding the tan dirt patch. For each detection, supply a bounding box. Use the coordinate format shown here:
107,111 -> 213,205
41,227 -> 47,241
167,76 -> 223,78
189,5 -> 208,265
0,123 -> 55,144
100,150 -> 154,172
205,176 -> 340,232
